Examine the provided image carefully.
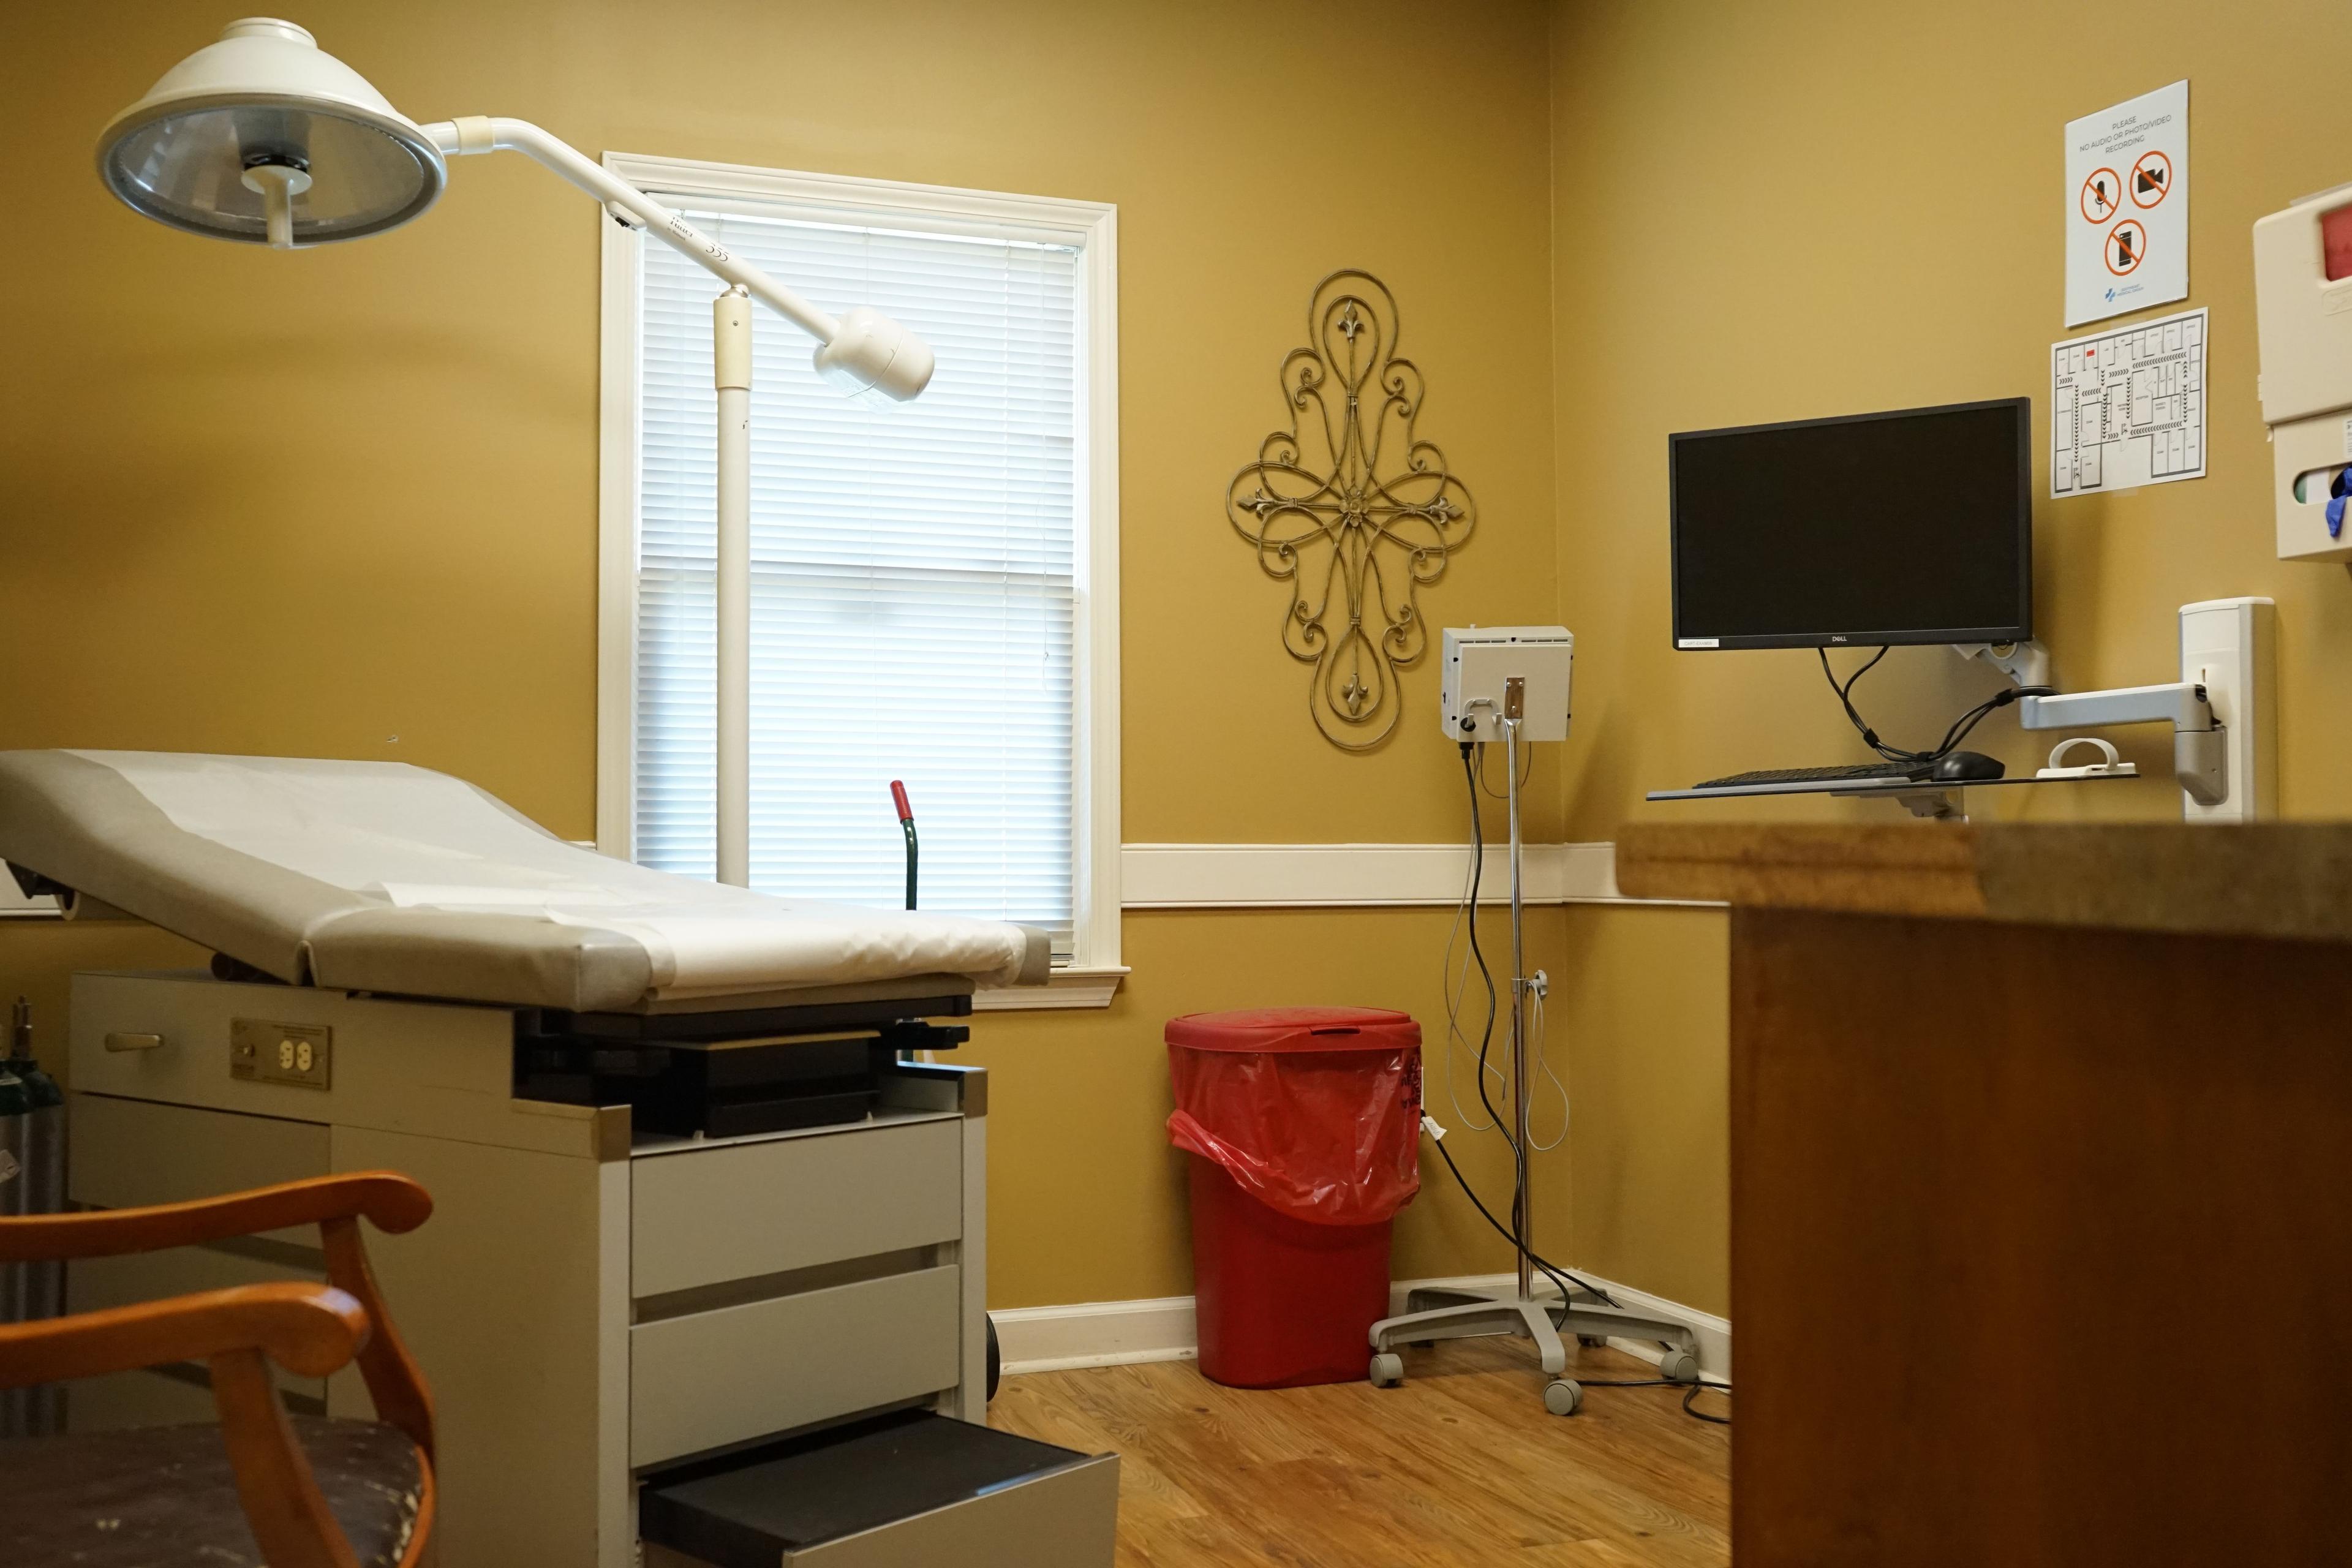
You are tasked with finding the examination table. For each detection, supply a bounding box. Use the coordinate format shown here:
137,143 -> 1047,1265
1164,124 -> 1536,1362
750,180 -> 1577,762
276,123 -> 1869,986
0,749 -> 1119,1568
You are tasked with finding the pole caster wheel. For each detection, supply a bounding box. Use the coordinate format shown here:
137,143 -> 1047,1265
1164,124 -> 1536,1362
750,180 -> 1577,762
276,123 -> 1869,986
1544,1378 -> 1583,1416
1577,1335 -> 1606,1348
1657,1348 -> 1700,1385
1369,1352 -> 1404,1388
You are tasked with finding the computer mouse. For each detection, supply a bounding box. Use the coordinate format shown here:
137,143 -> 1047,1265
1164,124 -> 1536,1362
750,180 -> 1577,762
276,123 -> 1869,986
1929,750 -> 2006,783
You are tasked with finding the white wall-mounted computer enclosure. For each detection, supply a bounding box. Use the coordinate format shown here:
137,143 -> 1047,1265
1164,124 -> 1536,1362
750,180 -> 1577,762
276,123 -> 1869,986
2253,184 -> 2352,562
1441,626 -> 1574,744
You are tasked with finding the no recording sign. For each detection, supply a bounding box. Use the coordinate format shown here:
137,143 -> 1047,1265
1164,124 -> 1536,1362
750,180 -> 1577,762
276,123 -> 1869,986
2065,81 -> 2187,328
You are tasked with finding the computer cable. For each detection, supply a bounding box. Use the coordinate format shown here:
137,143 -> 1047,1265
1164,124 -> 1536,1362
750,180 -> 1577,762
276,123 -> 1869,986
1819,647 -> 2052,766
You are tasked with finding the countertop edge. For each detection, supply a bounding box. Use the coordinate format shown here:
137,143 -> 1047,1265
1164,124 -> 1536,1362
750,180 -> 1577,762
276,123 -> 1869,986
1617,823 -> 2352,944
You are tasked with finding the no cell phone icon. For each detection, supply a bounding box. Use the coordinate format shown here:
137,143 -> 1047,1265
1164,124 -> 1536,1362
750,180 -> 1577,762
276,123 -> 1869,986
2105,219 -> 2147,276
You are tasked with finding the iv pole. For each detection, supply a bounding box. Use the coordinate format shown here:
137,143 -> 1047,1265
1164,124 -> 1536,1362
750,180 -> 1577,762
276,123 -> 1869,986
1368,686 -> 1708,1416
1503,710 -> 1535,1311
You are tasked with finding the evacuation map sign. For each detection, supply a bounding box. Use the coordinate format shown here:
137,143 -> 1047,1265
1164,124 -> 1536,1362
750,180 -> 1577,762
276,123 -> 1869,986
2051,307 -> 2206,497
2065,80 -> 2187,328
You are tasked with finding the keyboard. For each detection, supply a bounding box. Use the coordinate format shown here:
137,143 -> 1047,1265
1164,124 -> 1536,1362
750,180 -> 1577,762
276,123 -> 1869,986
1692,761 -> 1930,790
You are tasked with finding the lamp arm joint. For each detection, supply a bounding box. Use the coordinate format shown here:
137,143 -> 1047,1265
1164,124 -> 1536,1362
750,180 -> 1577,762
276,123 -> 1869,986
416,117 -> 840,344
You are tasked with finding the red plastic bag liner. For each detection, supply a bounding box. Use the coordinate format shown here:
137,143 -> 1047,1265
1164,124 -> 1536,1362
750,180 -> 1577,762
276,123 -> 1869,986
1164,1006 -> 1422,1226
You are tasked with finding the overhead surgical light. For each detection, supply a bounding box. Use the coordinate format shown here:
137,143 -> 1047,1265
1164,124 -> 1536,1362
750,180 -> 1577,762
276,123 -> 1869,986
97,18 -> 938,884
97,18 -> 445,250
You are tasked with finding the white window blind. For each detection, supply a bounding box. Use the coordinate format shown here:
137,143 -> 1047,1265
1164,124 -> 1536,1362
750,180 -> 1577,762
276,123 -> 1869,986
634,208 -> 1079,943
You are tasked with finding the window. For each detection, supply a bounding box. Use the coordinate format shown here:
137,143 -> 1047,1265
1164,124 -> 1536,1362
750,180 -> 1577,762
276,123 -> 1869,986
598,156 -> 1121,1003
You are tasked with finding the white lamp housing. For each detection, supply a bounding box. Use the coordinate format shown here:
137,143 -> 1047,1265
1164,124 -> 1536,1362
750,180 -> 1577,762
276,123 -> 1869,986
815,306 -> 937,404
91,18 -> 936,404
97,18 -> 446,249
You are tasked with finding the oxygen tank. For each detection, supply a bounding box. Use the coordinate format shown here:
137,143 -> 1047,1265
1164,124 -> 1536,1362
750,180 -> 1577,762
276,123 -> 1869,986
1,997 -> 66,1436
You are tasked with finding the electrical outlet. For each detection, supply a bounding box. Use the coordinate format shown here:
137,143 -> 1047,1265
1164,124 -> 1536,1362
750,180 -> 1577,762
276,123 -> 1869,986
230,1019 -> 333,1090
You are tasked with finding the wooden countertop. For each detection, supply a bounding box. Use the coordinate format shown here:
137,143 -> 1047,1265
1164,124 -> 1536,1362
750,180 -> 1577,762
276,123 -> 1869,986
1616,823 -> 2352,944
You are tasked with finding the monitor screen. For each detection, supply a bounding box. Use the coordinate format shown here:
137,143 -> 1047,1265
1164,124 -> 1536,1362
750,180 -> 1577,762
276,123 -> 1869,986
1668,398 -> 2031,649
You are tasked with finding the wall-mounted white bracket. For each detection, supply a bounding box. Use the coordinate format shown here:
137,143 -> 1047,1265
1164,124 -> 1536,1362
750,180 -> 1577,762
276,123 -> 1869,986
2015,598 -> 2275,821
1954,639 -> 2052,690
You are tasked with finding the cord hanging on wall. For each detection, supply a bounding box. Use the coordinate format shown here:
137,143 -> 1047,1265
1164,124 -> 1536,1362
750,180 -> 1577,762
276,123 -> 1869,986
1226,271 -> 1476,751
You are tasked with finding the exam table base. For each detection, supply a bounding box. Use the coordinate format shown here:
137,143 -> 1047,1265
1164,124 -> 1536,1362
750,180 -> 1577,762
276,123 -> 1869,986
58,971 -> 1120,1568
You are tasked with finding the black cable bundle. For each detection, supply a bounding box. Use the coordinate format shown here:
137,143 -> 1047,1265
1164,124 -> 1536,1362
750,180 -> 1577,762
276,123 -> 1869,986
1819,647 -> 2052,766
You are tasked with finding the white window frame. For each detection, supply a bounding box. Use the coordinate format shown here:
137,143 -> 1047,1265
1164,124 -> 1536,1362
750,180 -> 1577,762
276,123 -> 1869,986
595,153 -> 1123,1008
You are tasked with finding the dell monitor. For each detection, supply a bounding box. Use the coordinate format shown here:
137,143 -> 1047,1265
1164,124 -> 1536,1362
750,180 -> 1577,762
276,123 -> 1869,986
1668,397 -> 2032,650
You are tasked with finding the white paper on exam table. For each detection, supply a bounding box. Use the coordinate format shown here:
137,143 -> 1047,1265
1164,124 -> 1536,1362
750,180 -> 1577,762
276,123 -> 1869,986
0,749 -> 1043,1009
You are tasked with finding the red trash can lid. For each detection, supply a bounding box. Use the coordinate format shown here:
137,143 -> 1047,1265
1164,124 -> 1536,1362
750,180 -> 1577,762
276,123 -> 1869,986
1165,1006 -> 1420,1052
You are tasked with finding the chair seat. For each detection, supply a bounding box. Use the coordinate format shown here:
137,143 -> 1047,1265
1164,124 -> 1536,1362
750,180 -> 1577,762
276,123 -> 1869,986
0,1414 -> 426,1567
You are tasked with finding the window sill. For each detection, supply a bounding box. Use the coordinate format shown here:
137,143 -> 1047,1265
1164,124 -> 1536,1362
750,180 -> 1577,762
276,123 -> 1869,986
972,965 -> 1128,1012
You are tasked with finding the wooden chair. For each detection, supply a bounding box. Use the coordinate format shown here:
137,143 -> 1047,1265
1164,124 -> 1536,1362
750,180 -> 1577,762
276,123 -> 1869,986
0,1172 -> 436,1568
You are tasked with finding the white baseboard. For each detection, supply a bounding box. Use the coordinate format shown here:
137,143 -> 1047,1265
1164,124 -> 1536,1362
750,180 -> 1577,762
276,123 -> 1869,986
1119,842 -> 1716,909
994,1268 -> 1727,1381
993,1294 -> 1199,1374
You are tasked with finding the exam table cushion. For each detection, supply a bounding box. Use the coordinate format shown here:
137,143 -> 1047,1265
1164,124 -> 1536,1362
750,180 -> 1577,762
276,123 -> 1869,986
0,1414 -> 424,1568
0,749 -> 1046,1012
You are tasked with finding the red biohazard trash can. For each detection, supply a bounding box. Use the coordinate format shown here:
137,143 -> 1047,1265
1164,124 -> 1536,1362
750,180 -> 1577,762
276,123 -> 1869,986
1166,1007 -> 1422,1388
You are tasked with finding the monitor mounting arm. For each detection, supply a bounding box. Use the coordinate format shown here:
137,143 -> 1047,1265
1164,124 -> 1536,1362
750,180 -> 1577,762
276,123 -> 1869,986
1959,599 -> 2275,823
1953,639 -> 2052,690
2018,682 -> 2226,807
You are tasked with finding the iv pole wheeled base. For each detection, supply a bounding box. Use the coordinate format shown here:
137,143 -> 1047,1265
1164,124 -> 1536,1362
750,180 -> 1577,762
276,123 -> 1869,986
1367,1284 -> 1705,1416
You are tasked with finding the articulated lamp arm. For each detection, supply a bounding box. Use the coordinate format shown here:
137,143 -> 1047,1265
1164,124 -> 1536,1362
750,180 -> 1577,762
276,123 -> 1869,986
419,116 -> 932,402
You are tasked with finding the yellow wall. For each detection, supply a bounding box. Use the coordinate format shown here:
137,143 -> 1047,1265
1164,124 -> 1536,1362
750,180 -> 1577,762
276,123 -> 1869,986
0,0 -> 1561,1307
1548,0 -> 2352,1316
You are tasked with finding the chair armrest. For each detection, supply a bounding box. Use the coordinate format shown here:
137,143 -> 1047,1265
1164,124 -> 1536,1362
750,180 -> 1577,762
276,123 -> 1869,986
0,1281 -> 369,1389
0,1172 -> 431,1262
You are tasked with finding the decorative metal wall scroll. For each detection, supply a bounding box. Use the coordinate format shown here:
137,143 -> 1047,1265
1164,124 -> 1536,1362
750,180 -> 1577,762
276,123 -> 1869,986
1226,270 -> 1476,751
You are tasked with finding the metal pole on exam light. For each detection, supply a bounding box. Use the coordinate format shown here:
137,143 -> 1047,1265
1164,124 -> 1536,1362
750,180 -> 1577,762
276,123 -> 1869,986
714,289 -> 754,887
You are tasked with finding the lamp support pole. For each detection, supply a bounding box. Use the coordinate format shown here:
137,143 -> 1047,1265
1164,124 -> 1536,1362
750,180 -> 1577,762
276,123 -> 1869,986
714,289 -> 753,886
413,118 -> 931,886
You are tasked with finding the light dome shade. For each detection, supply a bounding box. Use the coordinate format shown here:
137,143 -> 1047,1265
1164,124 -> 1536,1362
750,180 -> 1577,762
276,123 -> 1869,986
96,18 -> 445,247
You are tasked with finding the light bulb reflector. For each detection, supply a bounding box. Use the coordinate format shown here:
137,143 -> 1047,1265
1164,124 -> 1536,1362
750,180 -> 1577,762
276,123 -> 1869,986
104,106 -> 437,245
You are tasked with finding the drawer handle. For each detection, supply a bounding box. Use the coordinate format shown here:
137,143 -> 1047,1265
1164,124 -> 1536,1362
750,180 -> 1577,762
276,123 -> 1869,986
103,1031 -> 166,1053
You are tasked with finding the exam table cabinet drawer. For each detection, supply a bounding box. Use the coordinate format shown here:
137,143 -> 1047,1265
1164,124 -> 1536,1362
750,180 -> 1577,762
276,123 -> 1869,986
631,1265 -> 963,1467
630,1119 -> 962,1299
639,1411 -> 1120,1568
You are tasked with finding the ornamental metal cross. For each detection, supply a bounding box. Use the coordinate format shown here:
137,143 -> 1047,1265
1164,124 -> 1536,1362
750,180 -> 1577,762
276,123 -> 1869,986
1226,270 -> 1475,751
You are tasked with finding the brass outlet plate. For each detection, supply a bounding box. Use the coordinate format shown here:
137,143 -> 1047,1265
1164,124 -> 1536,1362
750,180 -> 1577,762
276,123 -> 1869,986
230,1019 -> 333,1090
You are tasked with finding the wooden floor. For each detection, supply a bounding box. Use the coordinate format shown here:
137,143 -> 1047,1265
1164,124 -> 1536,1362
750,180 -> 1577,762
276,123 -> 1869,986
990,1339 -> 1730,1567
